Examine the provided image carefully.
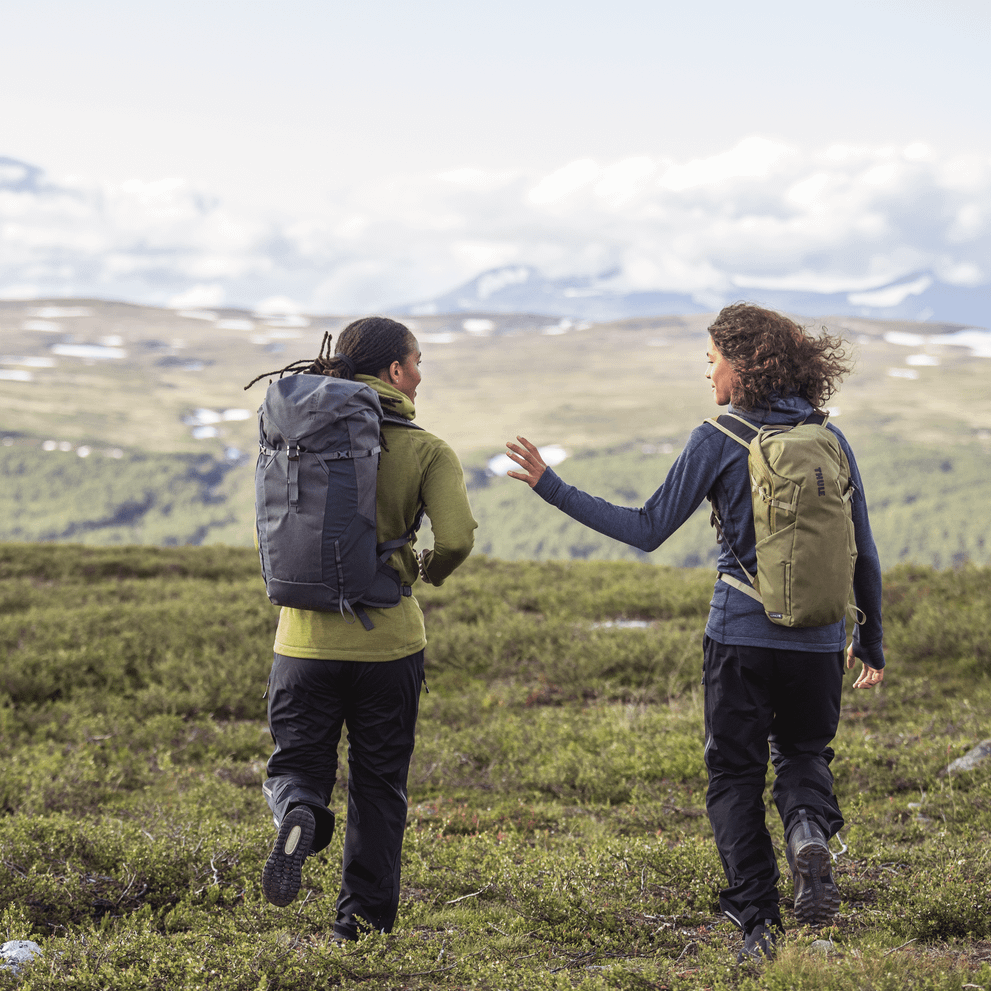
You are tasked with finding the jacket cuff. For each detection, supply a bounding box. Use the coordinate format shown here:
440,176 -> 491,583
533,466 -> 562,503
853,627 -> 885,669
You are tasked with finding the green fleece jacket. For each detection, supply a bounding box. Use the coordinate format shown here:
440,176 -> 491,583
273,375 -> 477,661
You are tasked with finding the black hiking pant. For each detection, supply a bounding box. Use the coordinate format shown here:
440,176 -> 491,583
263,650 -> 425,940
702,636 -> 844,931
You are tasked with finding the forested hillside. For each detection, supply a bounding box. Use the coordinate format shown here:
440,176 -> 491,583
3,434 -> 988,569
2,299 -> 989,568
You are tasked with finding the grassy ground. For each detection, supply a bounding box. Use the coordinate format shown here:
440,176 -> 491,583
1,546 -> 990,988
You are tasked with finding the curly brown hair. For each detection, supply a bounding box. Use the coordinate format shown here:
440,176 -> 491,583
708,303 -> 853,410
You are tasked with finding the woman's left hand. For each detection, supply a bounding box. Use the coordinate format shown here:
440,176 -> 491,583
506,436 -> 547,488
847,642 -> 885,688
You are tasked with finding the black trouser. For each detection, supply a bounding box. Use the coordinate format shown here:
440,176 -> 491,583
702,636 -> 844,931
263,650 -> 425,939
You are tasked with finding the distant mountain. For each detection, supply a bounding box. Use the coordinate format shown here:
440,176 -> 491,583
399,266 -> 990,330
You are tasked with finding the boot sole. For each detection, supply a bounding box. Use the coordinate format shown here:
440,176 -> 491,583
262,807 -> 315,907
792,840 -> 840,924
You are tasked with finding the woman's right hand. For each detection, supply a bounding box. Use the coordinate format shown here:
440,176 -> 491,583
506,436 -> 547,488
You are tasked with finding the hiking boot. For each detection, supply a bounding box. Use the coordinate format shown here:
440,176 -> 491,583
787,809 -> 840,925
262,805 -> 316,907
737,919 -> 781,963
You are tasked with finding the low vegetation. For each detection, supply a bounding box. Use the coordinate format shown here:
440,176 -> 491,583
1,545 -> 990,989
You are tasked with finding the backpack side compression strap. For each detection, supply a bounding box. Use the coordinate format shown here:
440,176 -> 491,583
717,571 -> 763,604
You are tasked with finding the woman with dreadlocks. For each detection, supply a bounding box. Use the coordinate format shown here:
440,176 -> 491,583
506,303 -> 886,963
250,317 -> 476,942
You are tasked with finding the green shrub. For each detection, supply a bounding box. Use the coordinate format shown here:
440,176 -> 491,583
1,546 -> 991,988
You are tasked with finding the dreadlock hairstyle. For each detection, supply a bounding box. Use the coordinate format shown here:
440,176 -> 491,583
244,317 -> 417,410
707,303 -> 853,411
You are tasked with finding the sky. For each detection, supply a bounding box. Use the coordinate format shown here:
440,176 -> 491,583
0,0 -> 989,313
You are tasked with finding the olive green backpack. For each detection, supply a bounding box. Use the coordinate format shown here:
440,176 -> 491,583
706,412 -> 864,629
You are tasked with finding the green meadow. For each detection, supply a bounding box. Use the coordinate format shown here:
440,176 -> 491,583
2,544 -> 990,989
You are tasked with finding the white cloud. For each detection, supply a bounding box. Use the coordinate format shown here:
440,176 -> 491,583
732,270 -> 891,293
936,259 -> 986,285
786,173 -> 832,207
528,159 -> 602,205
0,140 -> 988,313
947,203 -> 988,243
593,157 -> 656,204
903,142 -> 933,161
659,137 -> 790,191
0,284 -> 41,300
439,168 -> 518,191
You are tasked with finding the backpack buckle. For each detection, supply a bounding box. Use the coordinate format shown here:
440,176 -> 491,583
287,444 -> 300,461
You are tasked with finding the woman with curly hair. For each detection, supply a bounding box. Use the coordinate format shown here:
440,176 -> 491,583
506,303 -> 885,963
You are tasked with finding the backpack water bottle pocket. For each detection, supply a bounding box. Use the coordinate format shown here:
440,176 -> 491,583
754,521 -> 797,625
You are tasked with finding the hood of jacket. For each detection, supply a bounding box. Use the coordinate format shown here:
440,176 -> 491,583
728,394 -> 815,427
356,374 -> 416,421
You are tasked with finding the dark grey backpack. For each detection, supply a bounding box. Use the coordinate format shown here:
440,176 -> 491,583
254,374 -> 423,630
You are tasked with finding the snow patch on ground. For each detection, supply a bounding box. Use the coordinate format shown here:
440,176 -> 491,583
487,444 -> 567,477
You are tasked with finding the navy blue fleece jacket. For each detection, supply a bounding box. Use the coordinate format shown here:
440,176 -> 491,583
532,395 -> 885,669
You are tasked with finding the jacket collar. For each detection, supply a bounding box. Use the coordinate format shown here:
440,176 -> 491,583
357,374 -> 417,421
729,394 -> 815,426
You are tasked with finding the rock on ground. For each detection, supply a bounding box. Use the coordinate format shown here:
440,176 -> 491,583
946,739 -> 991,774
0,941 -> 43,975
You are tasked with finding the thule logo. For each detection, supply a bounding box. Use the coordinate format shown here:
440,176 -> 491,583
814,467 -> 825,496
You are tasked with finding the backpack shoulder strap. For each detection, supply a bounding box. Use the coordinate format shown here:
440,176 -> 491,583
705,413 -> 757,451
375,408 -> 425,565
704,414 -> 762,601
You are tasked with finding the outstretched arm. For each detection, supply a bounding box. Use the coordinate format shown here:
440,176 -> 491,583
504,425 -> 725,554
